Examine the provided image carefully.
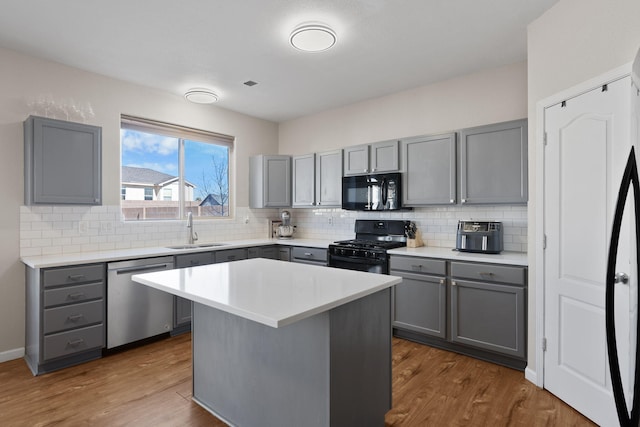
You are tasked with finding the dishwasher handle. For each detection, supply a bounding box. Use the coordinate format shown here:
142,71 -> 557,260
111,263 -> 171,275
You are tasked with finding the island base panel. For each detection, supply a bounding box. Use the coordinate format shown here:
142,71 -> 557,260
192,288 -> 391,427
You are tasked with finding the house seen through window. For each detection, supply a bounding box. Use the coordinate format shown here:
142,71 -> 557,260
120,116 -> 233,221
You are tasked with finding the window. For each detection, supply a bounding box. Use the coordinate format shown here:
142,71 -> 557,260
121,188 -> 126,200
120,115 -> 233,221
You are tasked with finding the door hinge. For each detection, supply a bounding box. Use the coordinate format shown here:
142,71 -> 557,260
543,132 -> 548,146
543,234 -> 547,250
542,338 -> 547,352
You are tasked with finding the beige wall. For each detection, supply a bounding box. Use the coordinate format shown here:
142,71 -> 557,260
279,61 -> 528,155
0,46 -> 278,356
527,0 -> 640,374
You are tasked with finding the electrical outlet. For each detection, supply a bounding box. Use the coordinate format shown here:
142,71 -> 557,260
328,216 -> 333,225
101,221 -> 113,234
244,216 -> 250,224
78,221 -> 88,234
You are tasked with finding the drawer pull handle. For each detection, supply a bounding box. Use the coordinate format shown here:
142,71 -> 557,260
479,272 -> 494,276
67,314 -> 85,322
304,253 -> 313,257
68,292 -> 85,300
190,261 -> 200,266
67,274 -> 85,281
411,265 -> 423,270
67,339 -> 85,347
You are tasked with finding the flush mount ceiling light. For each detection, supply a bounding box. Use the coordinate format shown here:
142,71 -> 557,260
289,23 -> 336,52
184,88 -> 219,104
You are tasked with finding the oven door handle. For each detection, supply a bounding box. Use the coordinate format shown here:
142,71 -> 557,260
329,254 -> 385,266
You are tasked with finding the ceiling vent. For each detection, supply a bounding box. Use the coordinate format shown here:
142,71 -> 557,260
244,80 -> 258,87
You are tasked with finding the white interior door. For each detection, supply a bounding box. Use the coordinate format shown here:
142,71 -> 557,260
544,76 -> 633,427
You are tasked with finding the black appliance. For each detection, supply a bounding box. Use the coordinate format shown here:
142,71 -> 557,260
455,220 -> 504,254
328,219 -> 409,274
342,173 -> 404,211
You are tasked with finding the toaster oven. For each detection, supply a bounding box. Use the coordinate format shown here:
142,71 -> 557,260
455,221 -> 503,254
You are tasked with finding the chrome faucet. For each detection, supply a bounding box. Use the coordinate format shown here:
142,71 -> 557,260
187,212 -> 198,244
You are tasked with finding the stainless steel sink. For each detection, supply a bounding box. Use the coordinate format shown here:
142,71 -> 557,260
166,243 -> 226,250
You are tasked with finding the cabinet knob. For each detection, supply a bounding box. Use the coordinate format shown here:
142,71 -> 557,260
363,169 -> 368,173
371,168 -> 376,172
461,199 -> 467,204
310,203 -> 315,206
439,279 -> 445,285
451,281 -> 457,286
450,199 -> 455,204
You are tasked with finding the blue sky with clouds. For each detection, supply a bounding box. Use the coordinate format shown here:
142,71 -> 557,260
121,129 -> 228,199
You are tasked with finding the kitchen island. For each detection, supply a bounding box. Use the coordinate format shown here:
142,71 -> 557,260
132,258 -> 402,427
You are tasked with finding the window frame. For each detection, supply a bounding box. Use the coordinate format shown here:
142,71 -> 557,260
120,115 -> 234,221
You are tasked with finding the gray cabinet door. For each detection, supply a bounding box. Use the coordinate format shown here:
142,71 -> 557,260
450,279 -> 526,358
174,252 -> 214,327
215,248 -> 248,263
459,119 -> 528,204
247,246 -> 279,260
292,154 -> 316,207
249,155 -> 291,208
403,133 -> 456,205
315,149 -> 342,207
343,144 -> 369,176
24,116 -> 102,205
391,271 -> 446,338
370,140 -> 400,173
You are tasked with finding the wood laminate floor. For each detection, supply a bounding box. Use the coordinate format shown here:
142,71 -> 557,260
0,334 -> 594,426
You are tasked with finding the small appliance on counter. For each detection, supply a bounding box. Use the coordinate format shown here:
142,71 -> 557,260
276,210 -> 296,239
455,220 -> 503,254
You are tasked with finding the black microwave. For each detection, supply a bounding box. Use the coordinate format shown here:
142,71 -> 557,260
342,173 -> 404,211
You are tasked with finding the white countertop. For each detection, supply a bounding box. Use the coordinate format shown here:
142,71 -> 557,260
132,258 -> 402,328
389,246 -> 528,266
21,237 -> 528,268
21,238 -> 333,269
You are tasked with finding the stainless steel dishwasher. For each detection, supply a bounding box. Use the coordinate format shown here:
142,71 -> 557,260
107,256 -> 174,349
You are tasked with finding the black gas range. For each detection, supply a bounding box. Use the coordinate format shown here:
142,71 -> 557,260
328,220 -> 409,274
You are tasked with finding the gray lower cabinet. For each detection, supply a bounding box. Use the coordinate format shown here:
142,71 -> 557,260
458,119 -> 528,204
25,263 -> 106,375
215,248 -> 248,263
390,257 -> 447,338
248,245 -> 280,260
449,261 -> 526,359
291,246 -> 327,266
390,255 -> 527,369
24,115 -> 102,205
249,155 -> 291,208
402,133 -> 457,205
279,246 -> 291,262
173,252 -> 216,333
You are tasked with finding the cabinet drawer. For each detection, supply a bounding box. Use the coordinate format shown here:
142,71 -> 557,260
390,256 -> 446,276
215,248 -> 248,263
450,262 -> 526,286
43,324 -> 104,361
44,282 -> 104,308
291,247 -> 327,262
44,300 -> 104,334
175,252 -> 214,268
43,264 -> 104,288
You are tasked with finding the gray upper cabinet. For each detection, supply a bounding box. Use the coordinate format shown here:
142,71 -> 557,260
316,149 -> 342,207
292,150 -> 342,208
402,133 -> 456,206
24,116 -> 102,205
292,154 -> 316,207
343,140 -> 399,176
249,155 -> 291,208
458,119 -> 528,204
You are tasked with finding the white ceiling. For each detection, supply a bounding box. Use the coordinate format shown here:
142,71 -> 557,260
0,0 -> 557,122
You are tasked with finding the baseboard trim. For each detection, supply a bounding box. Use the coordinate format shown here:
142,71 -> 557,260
524,366 -> 538,386
0,347 -> 25,363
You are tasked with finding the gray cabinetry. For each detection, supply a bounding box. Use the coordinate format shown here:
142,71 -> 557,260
450,262 -> 526,359
291,246 -> 327,266
292,150 -> 342,208
215,248 -> 248,263
249,155 -> 291,208
402,133 -> 456,205
25,263 -> 106,375
390,256 -> 447,338
459,119 -> 528,204
278,246 -> 291,262
173,252 -> 215,332
24,115 -> 101,205
343,140 -> 399,176
248,245 -> 280,260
